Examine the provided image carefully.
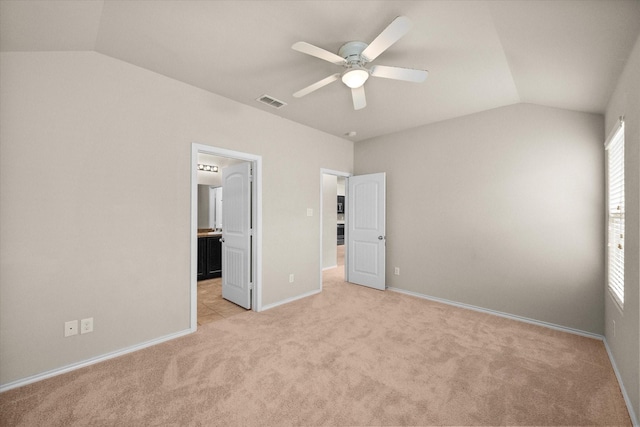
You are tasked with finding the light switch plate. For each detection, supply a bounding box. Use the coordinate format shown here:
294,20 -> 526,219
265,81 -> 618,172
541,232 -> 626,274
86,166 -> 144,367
307,208 -> 313,217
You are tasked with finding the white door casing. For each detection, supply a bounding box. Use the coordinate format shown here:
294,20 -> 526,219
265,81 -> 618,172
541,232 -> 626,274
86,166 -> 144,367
347,172 -> 386,290
221,162 -> 252,309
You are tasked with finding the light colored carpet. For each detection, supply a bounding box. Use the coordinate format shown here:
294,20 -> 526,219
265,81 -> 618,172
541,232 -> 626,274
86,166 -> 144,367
0,266 -> 631,426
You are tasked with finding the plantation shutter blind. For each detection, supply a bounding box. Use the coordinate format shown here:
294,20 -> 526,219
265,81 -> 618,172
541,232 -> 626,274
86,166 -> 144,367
605,118 -> 625,307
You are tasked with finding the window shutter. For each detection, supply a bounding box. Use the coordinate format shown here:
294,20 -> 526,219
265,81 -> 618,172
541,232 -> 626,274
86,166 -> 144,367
606,120 -> 625,308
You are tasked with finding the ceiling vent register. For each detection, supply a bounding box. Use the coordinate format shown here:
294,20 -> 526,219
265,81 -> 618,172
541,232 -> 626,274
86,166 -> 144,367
256,95 -> 287,109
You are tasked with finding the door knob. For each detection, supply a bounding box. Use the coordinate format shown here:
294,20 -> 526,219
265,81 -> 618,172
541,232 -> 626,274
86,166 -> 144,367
219,238 -> 225,243
378,235 -> 384,240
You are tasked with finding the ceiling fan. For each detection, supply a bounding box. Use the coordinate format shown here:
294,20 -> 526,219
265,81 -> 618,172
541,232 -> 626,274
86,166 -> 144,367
292,16 -> 428,110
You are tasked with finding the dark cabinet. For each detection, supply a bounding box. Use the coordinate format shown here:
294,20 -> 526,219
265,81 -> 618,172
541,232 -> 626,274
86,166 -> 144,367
206,237 -> 222,277
198,236 -> 222,280
197,238 -> 207,280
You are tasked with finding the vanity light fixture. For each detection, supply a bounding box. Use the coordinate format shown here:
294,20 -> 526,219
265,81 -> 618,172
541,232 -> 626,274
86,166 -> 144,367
198,164 -> 218,173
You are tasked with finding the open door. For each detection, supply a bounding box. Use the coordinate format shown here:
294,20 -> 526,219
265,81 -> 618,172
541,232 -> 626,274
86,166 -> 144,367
346,172 -> 386,290
221,162 -> 252,309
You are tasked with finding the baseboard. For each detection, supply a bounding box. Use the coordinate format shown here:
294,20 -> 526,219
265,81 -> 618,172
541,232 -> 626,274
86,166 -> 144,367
322,264 -> 337,271
261,288 -> 321,311
387,287 -> 603,340
603,339 -> 639,426
388,286 -> 639,425
0,327 -> 194,393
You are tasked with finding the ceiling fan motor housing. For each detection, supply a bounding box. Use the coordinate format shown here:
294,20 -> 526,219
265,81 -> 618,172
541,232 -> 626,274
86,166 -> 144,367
338,41 -> 369,65
338,41 -> 371,88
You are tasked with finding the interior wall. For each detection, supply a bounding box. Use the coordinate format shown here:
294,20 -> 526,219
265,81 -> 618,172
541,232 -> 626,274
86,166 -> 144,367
196,170 -> 220,186
355,103 -> 604,334
337,177 -> 345,196
605,32 -> 640,419
0,51 -> 353,386
322,174 -> 337,269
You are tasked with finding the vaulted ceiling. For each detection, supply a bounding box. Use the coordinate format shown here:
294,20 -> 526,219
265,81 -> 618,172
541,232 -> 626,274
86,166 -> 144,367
2,0 -> 639,141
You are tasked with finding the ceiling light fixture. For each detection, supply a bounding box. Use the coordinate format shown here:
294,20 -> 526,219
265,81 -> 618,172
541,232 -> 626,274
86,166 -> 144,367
341,67 -> 369,89
197,164 -> 218,173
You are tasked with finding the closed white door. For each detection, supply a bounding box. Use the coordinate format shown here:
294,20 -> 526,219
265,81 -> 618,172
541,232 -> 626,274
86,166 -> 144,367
221,162 -> 252,309
347,173 -> 386,290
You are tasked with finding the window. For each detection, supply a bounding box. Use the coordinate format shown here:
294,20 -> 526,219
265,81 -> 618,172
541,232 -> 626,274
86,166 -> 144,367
606,118 -> 625,308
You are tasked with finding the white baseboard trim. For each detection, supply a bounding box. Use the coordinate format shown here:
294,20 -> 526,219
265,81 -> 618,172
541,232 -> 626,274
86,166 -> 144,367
387,287 -> 603,340
603,339 -> 639,427
388,286 -> 639,424
0,327 -> 195,393
322,264 -> 338,271
261,289 -> 321,311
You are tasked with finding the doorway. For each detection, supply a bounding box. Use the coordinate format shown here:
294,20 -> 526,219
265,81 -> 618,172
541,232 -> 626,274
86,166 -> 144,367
320,169 -> 351,289
320,170 -> 387,291
196,154 -> 248,325
191,143 -> 262,331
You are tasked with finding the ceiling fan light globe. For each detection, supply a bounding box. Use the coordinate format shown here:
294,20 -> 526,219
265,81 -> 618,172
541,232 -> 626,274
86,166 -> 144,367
342,68 -> 369,89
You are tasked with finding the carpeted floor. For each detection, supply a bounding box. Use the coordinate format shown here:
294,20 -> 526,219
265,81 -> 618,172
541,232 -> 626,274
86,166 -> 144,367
0,264 -> 631,426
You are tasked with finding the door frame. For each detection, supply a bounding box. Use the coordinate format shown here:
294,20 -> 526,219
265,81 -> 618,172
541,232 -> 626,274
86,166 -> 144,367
191,143 -> 263,330
319,168 -> 352,291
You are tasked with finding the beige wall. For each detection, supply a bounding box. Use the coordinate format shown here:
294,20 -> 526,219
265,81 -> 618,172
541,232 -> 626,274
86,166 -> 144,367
0,51 -> 353,385
355,103 -> 604,334
605,32 -> 640,419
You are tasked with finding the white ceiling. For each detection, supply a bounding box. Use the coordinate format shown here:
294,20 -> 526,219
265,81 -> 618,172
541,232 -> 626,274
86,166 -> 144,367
2,0 -> 639,142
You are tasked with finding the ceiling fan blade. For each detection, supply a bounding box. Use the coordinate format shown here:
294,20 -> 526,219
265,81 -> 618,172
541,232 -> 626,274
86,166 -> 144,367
293,73 -> 341,98
292,42 -> 346,65
351,86 -> 366,110
370,65 -> 428,83
361,16 -> 412,62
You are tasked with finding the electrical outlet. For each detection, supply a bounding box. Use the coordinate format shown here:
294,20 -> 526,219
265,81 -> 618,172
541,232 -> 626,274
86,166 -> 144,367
64,320 -> 78,337
81,317 -> 94,334
394,267 -> 400,275
307,208 -> 313,217
289,274 -> 294,283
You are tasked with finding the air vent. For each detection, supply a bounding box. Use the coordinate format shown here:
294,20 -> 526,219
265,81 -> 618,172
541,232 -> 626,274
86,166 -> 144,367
256,95 -> 287,109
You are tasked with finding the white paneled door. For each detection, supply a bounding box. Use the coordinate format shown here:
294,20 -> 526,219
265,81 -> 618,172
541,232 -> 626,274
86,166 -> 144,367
347,173 -> 386,290
221,162 -> 252,309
